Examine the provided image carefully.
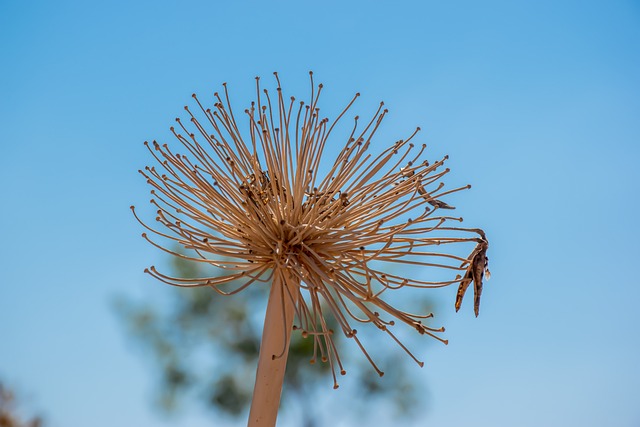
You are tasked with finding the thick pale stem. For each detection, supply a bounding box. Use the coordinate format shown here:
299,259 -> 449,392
248,272 -> 299,427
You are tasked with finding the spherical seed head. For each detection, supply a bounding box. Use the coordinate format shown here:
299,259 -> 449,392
133,74 -> 490,384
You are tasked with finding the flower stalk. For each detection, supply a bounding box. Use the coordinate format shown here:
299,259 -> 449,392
248,272 -> 299,426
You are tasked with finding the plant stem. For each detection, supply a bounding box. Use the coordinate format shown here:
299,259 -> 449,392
248,272 -> 298,427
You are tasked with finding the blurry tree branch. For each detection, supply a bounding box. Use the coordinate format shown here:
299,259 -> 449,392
115,251 -> 435,426
0,383 -> 42,427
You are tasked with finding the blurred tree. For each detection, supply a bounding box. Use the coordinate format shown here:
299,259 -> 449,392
0,382 -> 42,427
116,252 -> 435,426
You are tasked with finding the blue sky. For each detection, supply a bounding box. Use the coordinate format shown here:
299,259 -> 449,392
1,0 -> 639,426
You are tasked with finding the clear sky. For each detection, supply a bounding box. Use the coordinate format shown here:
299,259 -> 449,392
1,0 -> 639,426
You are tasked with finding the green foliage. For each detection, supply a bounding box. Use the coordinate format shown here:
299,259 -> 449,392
116,251 -> 433,425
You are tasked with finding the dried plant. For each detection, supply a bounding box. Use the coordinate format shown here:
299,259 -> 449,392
132,72 -> 489,426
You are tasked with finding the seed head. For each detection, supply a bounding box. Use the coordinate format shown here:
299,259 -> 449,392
132,72 -> 490,388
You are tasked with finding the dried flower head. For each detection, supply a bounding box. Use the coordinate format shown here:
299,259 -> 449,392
132,72 -> 489,388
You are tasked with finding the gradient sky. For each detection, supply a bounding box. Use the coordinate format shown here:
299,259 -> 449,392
1,1 -> 639,426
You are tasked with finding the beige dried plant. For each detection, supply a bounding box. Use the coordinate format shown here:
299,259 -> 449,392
132,72 -> 489,426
